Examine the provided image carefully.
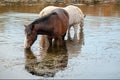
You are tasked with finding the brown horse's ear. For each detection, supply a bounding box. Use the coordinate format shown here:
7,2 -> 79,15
24,25 -> 27,28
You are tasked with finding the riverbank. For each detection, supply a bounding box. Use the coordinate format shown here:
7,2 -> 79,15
0,0 -> 120,7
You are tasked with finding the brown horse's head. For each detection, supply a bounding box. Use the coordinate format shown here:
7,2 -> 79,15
24,24 -> 37,49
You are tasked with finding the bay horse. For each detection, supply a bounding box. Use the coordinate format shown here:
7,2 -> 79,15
24,9 -> 69,49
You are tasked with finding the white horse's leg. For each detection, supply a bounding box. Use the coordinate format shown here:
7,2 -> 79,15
67,26 -> 72,40
73,24 -> 79,40
74,24 -> 78,34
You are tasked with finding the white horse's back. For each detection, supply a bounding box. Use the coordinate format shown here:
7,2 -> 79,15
39,6 -> 59,17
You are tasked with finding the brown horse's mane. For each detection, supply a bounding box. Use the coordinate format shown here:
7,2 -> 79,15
29,12 -> 57,30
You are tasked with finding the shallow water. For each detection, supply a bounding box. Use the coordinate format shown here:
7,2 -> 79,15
0,4 -> 120,79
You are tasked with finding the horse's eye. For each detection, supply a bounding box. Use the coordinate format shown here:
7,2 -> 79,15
27,33 -> 31,36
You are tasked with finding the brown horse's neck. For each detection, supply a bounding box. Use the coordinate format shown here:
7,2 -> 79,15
34,22 -> 52,36
31,12 -> 59,36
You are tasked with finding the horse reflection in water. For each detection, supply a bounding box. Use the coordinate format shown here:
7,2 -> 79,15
24,27 -> 84,77
67,27 -> 84,58
24,41 -> 68,77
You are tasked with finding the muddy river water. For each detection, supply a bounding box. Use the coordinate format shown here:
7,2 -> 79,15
0,3 -> 120,79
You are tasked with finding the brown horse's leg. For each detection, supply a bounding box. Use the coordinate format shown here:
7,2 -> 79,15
52,38 -> 57,48
47,36 -> 52,47
40,35 -> 45,48
62,33 -> 66,40
58,37 -> 62,47
54,36 -> 62,47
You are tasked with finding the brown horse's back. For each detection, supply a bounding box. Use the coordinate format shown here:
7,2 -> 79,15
51,9 -> 69,37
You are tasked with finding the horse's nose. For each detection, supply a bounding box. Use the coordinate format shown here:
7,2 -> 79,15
24,37 -> 31,49
24,43 -> 30,49
24,41 -> 31,49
